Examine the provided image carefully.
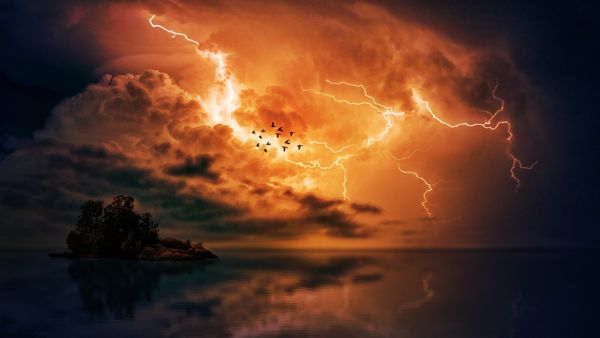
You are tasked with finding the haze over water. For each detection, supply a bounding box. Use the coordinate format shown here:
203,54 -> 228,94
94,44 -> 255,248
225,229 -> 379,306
0,250 -> 597,338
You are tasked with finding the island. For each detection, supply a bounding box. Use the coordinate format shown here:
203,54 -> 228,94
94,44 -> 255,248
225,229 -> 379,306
50,195 -> 217,261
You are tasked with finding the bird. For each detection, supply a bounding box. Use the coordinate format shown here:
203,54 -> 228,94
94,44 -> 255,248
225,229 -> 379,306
251,130 -> 256,134
259,135 -> 263,139
263,148 -> 268,153
256,143 -> 260,147
277,126 -> 284,132
282,146 -> 288,152
271,122 -> 276,127
276,133 -> 281,138
289,131 -> 295,137
284,139 -> 290,144
297,144 -> 303,150
266,141 -> 271,146
261,129 -> 266,132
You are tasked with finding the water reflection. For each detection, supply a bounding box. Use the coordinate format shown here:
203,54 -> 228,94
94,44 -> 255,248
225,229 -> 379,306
68,260 -> 214,319
0,250 -> 598,338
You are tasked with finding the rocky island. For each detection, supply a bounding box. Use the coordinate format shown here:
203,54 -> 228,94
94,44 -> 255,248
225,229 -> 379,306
50,195 -> 217,261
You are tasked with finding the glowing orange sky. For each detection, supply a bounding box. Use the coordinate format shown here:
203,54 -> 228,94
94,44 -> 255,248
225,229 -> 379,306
17,1 -> 542,248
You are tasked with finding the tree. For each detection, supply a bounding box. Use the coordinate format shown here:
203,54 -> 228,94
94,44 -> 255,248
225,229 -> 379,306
67,200 -> 103,255
66,195 -> 159,258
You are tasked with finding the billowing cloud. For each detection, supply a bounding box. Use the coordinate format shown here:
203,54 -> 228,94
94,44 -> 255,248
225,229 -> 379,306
0,69 -> 379,246
0,0 -> 544,248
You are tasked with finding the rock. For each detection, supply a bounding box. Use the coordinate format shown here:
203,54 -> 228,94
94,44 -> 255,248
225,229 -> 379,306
50,238 -> 218,261
159,237 -> 191,250
135,239 -> 217,261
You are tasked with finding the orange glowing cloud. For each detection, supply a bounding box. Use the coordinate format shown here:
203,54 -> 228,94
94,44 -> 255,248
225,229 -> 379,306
0,1 -> 541,248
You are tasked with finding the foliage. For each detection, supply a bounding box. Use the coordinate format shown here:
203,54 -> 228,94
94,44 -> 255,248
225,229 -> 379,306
66,195 -> 159,258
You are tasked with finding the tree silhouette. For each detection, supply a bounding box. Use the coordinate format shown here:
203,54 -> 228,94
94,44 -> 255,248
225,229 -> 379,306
67,195 -> 159,258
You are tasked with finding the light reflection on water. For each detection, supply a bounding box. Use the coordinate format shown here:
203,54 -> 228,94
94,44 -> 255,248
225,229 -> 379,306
0,250 -> 598,337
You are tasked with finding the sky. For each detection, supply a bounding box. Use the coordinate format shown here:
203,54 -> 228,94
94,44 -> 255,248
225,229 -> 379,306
0,0 -> 598,249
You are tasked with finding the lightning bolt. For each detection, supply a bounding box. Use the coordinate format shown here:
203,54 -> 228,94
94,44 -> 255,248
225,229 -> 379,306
285,153 -> 355,201
301,80 -> 536,217
387,150 -> 434,219
290,81 -> 406,202
399,273 -> 435,310
413,84 -> 537,190
147,15 -> 354,201
147,15 -> 420,205
290,141 -> 360,201
147,14 -> 535,219
397,166 -> 434,219
148,15 -> 244,137
323,80 -> 405,147
300,80 -> 434,214
302,80 -> 406,147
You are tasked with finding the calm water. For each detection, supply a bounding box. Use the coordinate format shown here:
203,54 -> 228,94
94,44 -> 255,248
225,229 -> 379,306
0,250 -> 598,338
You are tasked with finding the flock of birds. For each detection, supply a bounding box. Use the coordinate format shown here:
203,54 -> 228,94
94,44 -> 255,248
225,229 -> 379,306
252,121 -> 303,154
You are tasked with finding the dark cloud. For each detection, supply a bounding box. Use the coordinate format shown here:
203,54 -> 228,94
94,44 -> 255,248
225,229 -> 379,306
200,210 -> 370,240
350,202 -> 382,214
0,141 -> 239,245
352,272 -> 383,284
299,194 -> 342,211
165,154 -> 220,181
308,209 -> 372,238
152,142 -> 171,155
185,188 -> 380,240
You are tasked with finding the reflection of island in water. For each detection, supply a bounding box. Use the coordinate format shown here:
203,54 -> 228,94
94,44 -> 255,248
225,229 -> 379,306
67,260 -> 213,319
66,254 -> 388,320
2,250 -> 597,338
63,252 -> 443,337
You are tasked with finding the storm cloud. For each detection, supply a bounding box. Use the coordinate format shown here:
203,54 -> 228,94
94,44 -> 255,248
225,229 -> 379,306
0,69 -> 378,246
1,0 -> 595,248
